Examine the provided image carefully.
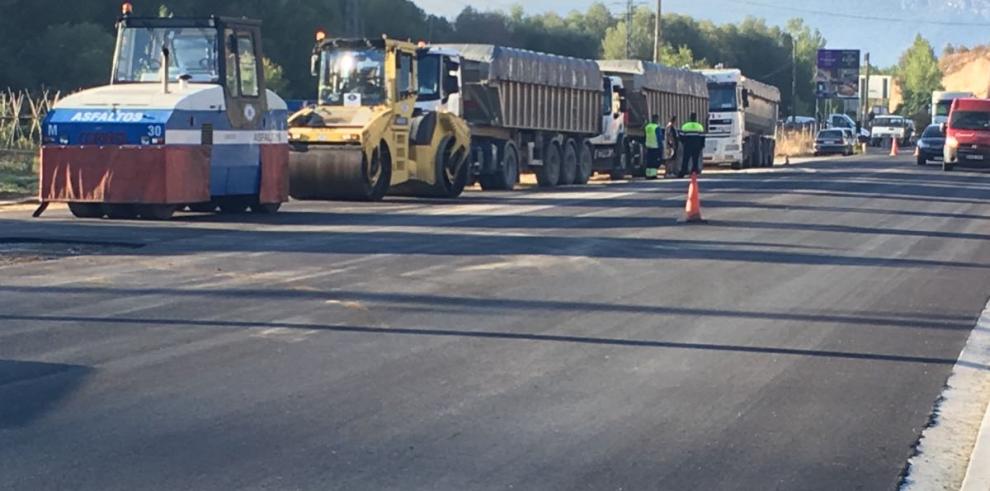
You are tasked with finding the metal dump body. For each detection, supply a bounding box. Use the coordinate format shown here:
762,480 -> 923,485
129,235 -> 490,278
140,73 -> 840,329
437,44 -> 602,135
741,76 -> 780,136
598,60 -> 709,137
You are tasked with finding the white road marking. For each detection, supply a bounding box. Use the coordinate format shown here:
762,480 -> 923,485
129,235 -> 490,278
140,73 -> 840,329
902,298 -> 990,490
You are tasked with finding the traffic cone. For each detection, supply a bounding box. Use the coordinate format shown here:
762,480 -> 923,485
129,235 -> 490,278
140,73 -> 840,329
678,172 -> 707,224
890,138 -> 899,157
914,145 -> 920,157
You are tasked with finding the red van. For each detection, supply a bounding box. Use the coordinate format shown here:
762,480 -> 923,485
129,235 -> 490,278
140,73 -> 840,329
943,98 -> 990,171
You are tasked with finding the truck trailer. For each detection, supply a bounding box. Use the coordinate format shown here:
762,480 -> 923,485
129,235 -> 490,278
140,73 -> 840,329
596,60 -> 709,178
432,44 -> 603,189
39,5 -> 289,219
700,69 -> 780,169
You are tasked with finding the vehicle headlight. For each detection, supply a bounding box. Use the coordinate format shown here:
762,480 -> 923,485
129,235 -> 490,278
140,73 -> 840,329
916,140 -> 927,148
946,136 -> 959,148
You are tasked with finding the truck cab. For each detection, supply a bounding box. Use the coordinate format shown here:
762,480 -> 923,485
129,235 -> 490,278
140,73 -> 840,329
700,68 -> 778,169
702,70 -> 747,166
588,75 -> 629,175
415,47 -> 462,117
932,91 -> 974,126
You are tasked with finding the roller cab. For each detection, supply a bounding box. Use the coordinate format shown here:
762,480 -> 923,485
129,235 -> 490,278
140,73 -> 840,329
288,37 -> 470,201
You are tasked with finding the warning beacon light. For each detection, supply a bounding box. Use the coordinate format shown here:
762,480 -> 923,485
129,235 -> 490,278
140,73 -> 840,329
122,2 -> 133,15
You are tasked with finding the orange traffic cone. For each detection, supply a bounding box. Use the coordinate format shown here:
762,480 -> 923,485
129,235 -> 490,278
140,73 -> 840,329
890,138 -> 900,157
679,172 -> 707,224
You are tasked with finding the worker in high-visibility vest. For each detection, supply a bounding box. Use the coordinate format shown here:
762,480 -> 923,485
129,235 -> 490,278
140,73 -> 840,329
678,112 -> 706,178
644,115 -> 663,179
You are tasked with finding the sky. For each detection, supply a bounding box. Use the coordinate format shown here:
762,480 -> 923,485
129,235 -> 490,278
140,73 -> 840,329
414,0 -> 990,67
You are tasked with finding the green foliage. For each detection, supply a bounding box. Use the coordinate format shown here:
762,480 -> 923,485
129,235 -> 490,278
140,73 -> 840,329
263,57 -> 288,94
0,0 -> 824,111
896,34 -> 943,117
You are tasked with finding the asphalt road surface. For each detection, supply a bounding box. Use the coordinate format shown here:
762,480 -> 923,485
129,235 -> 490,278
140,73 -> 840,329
2,154 -> 989,490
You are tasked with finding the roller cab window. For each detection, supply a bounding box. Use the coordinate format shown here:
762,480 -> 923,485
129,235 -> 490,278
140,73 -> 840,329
318,49 -> 386,106
114,26 -> 219,83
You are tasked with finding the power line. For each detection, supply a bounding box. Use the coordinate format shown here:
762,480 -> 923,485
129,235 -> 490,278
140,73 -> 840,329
730,0 -> 990,27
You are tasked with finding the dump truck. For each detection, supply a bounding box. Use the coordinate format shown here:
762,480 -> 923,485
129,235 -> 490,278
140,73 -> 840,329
596,60 -> 709,178
430,44 -> 603,189
699,68 -> 780,169
287,36 -> 471,201
38,4 -> 289,220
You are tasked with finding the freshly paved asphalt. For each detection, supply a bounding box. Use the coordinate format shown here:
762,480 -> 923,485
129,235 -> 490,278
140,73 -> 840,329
1,154 -> 989,490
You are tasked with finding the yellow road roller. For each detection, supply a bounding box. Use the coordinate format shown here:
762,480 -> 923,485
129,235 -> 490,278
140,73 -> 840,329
288,35 -> 471,201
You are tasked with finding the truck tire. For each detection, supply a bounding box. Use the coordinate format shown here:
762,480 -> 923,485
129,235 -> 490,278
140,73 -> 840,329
68,203 -> 104,219
537,142 -> 561,188
481,142 -> 519,191
575,141 -> 593,185
559,139 -> 578,185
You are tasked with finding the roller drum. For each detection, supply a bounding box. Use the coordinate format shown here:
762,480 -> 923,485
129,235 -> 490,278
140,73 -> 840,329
289,145 -> 385,201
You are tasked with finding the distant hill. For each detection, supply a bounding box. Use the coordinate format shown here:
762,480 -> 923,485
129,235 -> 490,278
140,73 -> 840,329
940,46 -> 990,97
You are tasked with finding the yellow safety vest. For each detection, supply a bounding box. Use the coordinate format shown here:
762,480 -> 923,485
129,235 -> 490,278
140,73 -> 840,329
681,121 -> 705,133
645,123 -> 660,148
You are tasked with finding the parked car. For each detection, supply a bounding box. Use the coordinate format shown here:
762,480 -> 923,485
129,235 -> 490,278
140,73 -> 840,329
943,98 -> 990,171
916,124 -> 945,166
840,128 -> 858,148
828,113 -> 869,142
814,129 -> 853,156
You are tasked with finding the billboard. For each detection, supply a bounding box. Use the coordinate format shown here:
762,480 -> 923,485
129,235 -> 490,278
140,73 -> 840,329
858,75 -> 893,100
816,49 -> 861,99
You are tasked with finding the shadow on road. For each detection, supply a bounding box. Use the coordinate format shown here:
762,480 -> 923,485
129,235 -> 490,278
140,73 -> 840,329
0,314 -> 981,370
0,287 -> 976,332
0,360 -> 92,429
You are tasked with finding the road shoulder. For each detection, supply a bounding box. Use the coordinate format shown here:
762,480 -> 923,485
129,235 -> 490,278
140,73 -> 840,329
902,298 -> 990,490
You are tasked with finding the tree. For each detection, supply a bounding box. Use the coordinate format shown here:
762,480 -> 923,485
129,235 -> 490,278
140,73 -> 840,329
263,57 -> 288,94
786,18 -> 826,115
661,45 -> 704,69
897,34 -> 943,118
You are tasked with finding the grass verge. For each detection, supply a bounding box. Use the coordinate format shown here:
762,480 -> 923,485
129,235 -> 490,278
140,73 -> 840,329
0,151 -> 38,201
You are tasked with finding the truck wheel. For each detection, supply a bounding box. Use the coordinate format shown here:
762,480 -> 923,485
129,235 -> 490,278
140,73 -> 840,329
575,142 -> 593,185
559,140 -> 578,185
537,142 -> 561,188
68,203 -> 104,219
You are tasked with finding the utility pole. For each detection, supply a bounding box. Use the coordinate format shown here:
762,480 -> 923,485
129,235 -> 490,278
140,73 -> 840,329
653,0 -> 662,63
344,0 -> 361,38
625,0 -> 634,59
791,34 -> 797,123
862,52 -> 871,125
